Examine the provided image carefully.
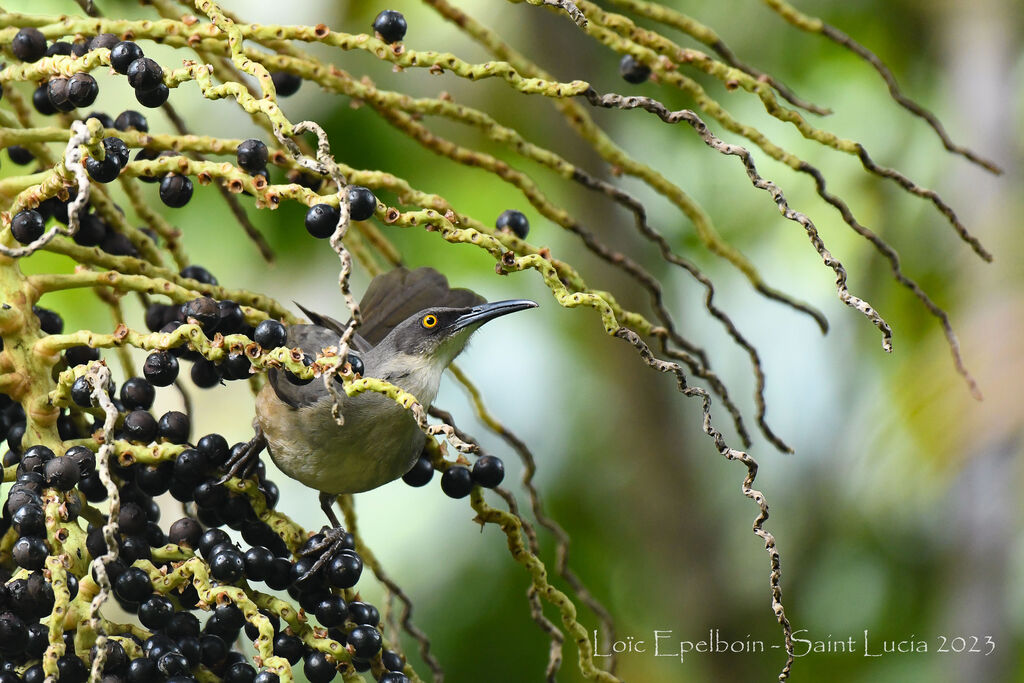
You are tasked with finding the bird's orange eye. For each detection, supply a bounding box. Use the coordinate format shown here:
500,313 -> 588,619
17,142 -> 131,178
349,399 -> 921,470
421,314 -> 438,329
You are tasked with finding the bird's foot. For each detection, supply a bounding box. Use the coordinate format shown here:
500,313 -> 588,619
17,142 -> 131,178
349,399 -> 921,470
216,428 -> 268,489
296,525 -> 355,582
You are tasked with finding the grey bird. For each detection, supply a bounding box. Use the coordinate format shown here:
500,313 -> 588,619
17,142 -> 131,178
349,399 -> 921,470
223,266 -> 537,534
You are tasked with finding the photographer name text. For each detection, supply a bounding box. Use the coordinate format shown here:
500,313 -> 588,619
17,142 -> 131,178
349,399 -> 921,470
593,629 -> 996,663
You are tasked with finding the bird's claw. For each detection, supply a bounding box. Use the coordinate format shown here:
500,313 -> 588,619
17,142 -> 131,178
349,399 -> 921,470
216,429 -> 267,491
297,525 -> 352,582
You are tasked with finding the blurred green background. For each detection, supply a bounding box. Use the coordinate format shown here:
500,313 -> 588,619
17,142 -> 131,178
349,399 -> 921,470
3,0 -> 1023,680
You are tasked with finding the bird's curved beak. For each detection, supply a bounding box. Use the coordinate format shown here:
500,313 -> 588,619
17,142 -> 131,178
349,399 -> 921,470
451,299 -> 538,332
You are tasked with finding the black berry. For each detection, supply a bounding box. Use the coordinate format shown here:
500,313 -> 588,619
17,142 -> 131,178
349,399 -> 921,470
264,557 -> 293,590
104,136 -> 130,167
123,409 -> 157,443
373,10 -> 408,44
32,84 -> 57,115
217,300 -> 246,334
303,651 -> 337,683
65,445 -> 96,477
197,433 -> 229,467
326,550 -> 362,588
120,376 -> 155,410
472,455 -> 505,488
209,549 -> 246,583
46,78 -> 75,113
13,536 -> 49,569
272,633 -> 303,664
136,83 -> 169,108
182,296 -> 220,332
440,465 -> 473,498
347,625 -> 382,660
619,54 -> 651,84
44,456 -> 80,490
143,350 -> 179,386
73,211 -> 107,247
191,359 -> 221,388
236,139 -> 268,173
113,566 -> 152,603
270,71 -> 301,97
46,41 -> 73,57
402,455 -> 433,487
159,175 -> 193,208
158,410 -> 190,443
7,146 -> 34,165
21,445 -> 55,474
12,28 -> 47,62
70,376 -> 94,407
138,594 -> 174,630
222,352 -> 251,381
85,153 -> 121,183
348,185 -> 377,221
166,519 -> 200,552
85,111 -> 115,129
110,41 -> 144,74
12,503 -> 46,537
67,73 -> 99,108
382,650 -> 405,672
496,209 -> 529,239
254,320 -> 287,349
180,264 -> 218,285
11,210 -> 45,244
114,110 -> 149,132
65,345 -> 101,367
313,595 -> 347,627
304,203 -> 338,239
157,651 -> 190,677
117,501 -> 148,536
127,57 -> 163,90
223,662 -> 256,683
57,655 -> 88,683
88,33 -> 119,52
348,601 -> 379,626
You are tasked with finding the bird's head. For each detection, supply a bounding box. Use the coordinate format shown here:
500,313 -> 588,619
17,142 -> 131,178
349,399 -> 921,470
380,299 -> 538,369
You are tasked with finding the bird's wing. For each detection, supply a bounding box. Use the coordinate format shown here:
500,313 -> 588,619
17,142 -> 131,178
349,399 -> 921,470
357,266 -> 485,346
266,324 -> 349,408
293,302 -> 372,352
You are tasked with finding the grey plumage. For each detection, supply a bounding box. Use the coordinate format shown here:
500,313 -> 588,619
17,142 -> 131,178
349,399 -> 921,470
255,266 -> 536,495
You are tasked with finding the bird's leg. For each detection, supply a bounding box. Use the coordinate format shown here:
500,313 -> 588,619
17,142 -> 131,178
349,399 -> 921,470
296,492 -> 350,581
217,425 -> 267,486
319,491 -> 342,529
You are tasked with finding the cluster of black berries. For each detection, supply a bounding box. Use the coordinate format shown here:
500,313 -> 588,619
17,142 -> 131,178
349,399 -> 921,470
108,40 -> 169,108
0,426 -> 404,682
403,452 -> 505,499
0,315 -> 406,681
140,277 -> 282,389
15,30 -> 165,117
304,187 -> 379,238
10,192 -> 144,254
82,135 -> 191,209
9,174 -> 169,252
83,109 -> 192,207
12,29 -> 108,114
